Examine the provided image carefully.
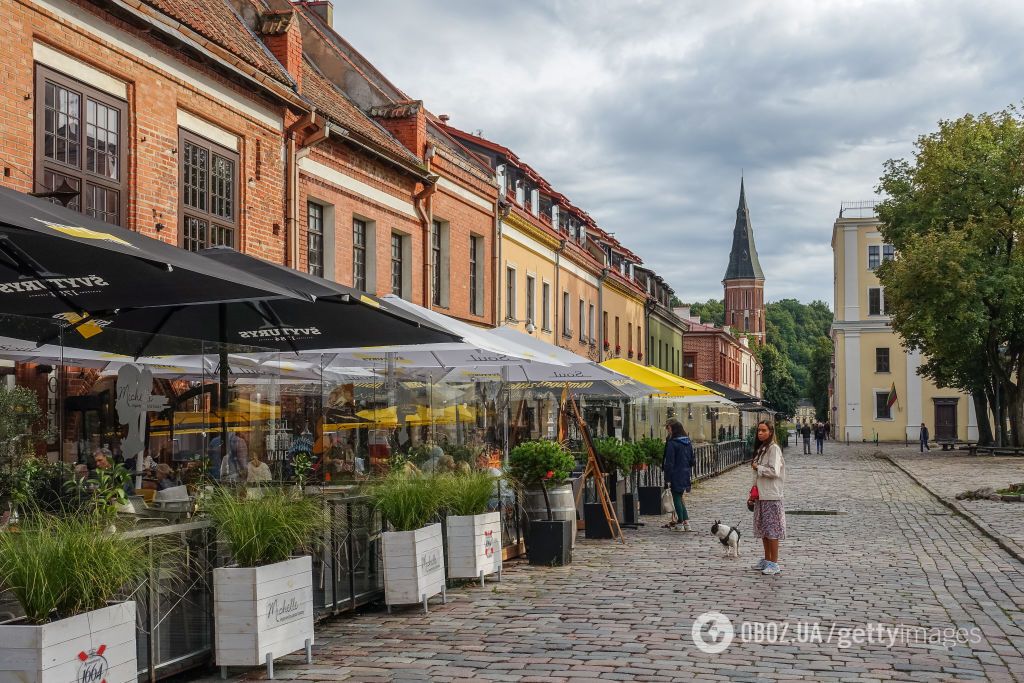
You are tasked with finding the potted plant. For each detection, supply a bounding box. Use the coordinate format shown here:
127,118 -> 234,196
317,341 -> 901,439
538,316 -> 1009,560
508,440 -> 576,566
369,473 -> 447,612
635,436 -> 666,515
205,487 -> 327,679
437,471 -> 502,585
0,514 -> 147,683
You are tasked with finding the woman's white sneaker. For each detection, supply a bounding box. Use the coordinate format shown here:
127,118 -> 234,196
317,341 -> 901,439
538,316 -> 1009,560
761,561 -> 782,575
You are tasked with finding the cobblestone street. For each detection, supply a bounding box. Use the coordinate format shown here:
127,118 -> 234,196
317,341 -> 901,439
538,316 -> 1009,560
209,444 -> 1024,682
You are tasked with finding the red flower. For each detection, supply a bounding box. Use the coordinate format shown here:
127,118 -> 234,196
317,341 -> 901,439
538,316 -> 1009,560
638,352 -> 643,361
615,344 -> 621,354
604,341 -> 610,350
544,470 -> 555,479
628,350 -> 634,358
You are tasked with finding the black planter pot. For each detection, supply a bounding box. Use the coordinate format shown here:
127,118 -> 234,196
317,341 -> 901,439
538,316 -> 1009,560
584,502 -> 614,539
638,486 -> 663,515
622,492 -> 640,526
528,519 -> 573,566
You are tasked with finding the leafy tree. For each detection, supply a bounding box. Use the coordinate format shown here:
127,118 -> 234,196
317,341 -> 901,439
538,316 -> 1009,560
756,343 -> 799,417
686,299 -> 725,327
808,336 -> 833,421
876,107 -> 1024,445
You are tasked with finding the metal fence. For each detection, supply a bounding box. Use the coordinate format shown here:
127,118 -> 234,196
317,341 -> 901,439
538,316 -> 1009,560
693,439 -> 749,482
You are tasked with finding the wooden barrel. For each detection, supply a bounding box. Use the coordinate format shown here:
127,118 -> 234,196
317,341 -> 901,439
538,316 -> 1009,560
523,483 -> 577,548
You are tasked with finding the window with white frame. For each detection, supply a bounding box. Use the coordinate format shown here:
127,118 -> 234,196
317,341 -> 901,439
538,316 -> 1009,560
526,275 -> 536,325
588,304 -> 595,344
469,235 -> 483,316
875,391 -> 892,420
868,245 -> 880,270
562,291 -> 571,336
868,287 -> 885,316
882,244 -> 895,263
506,266 -> 517,321
542,281 -> 551,331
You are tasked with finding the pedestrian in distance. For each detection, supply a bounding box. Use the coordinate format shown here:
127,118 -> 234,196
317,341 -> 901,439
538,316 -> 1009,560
749,421 -> 786,575
824,420 -> 832,440
800,422 -> 812,454
662,418 -> 695,532
919,422 -> 930,452
814,421 -> 826,454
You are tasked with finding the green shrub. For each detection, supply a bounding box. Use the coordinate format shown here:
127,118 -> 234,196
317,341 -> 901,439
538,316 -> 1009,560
369,473 -> 445,531
593,437 -> 637,473
0,514 -> 149,623
507,440 -> 576,487
635,437 -> 666,468
205,487 -> 327,567
437,471 -> 497,516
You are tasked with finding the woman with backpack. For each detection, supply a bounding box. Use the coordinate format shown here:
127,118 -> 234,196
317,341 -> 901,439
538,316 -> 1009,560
662,418 -> 695,532
749,420 -> 786,575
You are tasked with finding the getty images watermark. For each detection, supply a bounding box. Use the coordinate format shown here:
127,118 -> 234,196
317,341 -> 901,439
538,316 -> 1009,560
691,612 -> 982,654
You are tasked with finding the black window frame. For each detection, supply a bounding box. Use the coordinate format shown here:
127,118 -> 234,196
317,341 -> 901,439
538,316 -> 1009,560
177,128 -> 239,252
390,232 -> 403,296
876,347 -> 890,373
352,218 -> 367,291
34,65 -> 128,226
431,219 -> 443,307
868,245 -> 880,270
506,266 -> 516,321
525,274 -> 535,325
882,244 -> 895,263
876,391 -> 892,420
469,234 -> 480,316
868,288 -> 883,316
307,201 -> 324,277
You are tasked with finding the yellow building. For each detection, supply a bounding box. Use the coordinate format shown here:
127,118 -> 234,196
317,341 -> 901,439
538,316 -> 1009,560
831,203 -> 976,442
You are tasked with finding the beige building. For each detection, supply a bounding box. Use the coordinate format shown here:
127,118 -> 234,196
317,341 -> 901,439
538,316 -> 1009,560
831,202 -> 976,442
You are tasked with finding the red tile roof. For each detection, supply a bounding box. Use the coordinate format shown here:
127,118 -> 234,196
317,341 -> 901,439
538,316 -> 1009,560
300,59 -> 423,167
140,0 -> 294,86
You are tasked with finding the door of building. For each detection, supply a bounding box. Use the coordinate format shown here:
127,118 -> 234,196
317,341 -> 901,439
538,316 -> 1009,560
934,400 -> 958,441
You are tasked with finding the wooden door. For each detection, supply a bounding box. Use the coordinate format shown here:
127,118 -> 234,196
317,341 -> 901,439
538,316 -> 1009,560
935,402 -> 958,441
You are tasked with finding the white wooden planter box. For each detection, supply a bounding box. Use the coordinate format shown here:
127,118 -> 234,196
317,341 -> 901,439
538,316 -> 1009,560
445,512 -> 502,584
382,523 -> 446,612
213,555 -> 314,679
0,602 -> 137,683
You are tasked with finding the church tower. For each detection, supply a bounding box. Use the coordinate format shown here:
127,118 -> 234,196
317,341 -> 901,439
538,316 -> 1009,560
723,178 -> 766,344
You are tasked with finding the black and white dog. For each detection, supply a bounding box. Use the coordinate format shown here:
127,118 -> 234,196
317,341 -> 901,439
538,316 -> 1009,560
711,521 -> 741,559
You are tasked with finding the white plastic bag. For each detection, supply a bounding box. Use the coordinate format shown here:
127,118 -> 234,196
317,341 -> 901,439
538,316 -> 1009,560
661,488 -> 674,514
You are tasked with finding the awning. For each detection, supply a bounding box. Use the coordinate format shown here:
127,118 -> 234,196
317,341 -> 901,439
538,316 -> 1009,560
0,186 -> 304,317
701,380 -> 762,404
600,359 -> 722,398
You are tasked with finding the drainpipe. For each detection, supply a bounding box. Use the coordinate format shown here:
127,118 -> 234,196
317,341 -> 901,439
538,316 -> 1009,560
284,111 -> 325,269
597,267 -> 609,361
494,201 -> 508,327
553,238 -> 566,345
414,145 -> 437,307
644,298 -> 655,368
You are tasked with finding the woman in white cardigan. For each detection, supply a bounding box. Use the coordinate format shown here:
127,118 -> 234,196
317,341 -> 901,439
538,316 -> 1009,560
748,421 -> 786,575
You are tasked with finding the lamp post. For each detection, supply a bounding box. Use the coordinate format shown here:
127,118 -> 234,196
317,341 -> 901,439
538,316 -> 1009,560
995,342 -> 1009,448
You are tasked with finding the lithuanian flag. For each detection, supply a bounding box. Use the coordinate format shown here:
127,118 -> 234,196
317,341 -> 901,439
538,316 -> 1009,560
886,381 -> 899,409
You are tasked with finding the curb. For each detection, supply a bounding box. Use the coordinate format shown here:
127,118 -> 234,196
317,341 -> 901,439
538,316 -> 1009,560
883,455 -> 1024,566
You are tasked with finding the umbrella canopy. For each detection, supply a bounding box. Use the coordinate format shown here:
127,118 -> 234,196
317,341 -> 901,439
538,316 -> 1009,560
0,186 -> 303,317
600,358 -> 722,398
31,248 -> 463,356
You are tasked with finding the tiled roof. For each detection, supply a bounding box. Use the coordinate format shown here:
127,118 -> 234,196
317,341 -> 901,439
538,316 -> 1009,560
140,0 -> 294,86
300,59 -> 422,167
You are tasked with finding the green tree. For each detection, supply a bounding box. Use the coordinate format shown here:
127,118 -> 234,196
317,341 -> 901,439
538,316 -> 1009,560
686,299 -> 725,326
876,107 -> 1024,445
808,336 -> 833,421
756,343 -> 799,417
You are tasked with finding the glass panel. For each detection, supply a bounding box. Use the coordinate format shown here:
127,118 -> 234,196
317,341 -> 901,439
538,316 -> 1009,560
391,233 -> 402,296
307,203 -> 323,277
352,218 -> 366,290
210,154 -> 234,219
183,215 -> 207,252
86,99 -> 119,180
183,141 -> 208,212
44,81 -> 81,167
209,224 -> 233,248
41,170 -> 80,211
431,220 -> 441,306
85,183 -> 118,225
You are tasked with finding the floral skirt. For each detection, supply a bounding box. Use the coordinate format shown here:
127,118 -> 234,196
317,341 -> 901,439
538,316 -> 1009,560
753,500 -> 786,540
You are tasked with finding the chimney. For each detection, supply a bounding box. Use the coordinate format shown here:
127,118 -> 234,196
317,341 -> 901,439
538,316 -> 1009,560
261,10 -> 303,90
304,0 -> 333,25
439,114 -> 450,124
369,101 -> 427,159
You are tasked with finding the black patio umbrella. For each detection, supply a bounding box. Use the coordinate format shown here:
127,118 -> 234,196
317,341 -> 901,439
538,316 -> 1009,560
0,185 -> 305,318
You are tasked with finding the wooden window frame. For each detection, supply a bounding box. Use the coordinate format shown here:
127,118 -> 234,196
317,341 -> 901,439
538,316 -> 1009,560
352,218 -> 367,291
34,65 -> 128,225
177,128 -> 239,251
307,201 -> 324,277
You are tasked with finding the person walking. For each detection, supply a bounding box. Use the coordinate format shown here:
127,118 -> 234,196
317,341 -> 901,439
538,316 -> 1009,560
919,422 -> 930,452
662,418 -> 695,532
800,422 -> 812,454
749,420 -> 786,575
814,421 -> 826,454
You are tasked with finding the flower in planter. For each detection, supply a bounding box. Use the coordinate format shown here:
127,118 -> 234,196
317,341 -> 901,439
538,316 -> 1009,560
603,341 -> 610,350
508,440 -> 577,520
638,352 -> 643,361
545,470 -> 554,479
628,350 -> 634,358
615,344 -> 622,355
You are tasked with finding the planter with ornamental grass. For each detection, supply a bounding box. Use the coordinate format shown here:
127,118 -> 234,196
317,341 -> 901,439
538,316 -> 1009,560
437,471 -> 502,585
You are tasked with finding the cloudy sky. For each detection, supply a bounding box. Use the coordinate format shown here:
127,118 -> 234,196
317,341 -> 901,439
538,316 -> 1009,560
332,1 -> 1024,308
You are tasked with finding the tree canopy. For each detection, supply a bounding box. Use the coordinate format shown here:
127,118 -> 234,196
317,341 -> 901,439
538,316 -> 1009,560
876,106 -> 1024,445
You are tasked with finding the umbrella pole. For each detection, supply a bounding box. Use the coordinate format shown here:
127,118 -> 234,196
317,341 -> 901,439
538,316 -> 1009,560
219,305 -> 229,479
502,365 -> 509,463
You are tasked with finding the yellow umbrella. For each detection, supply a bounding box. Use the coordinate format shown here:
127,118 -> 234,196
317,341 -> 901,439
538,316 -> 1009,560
600,359 -> 722,397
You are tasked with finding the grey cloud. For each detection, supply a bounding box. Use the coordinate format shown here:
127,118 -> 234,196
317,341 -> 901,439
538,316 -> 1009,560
334,1 -> 1024,305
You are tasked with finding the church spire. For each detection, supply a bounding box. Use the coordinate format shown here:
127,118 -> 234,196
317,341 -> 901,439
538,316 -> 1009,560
723,177 -> 764,281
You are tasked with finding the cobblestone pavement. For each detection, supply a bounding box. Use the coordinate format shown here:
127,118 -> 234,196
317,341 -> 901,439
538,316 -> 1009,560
887,451 -> 1024,560
204,443 -> 1024,682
